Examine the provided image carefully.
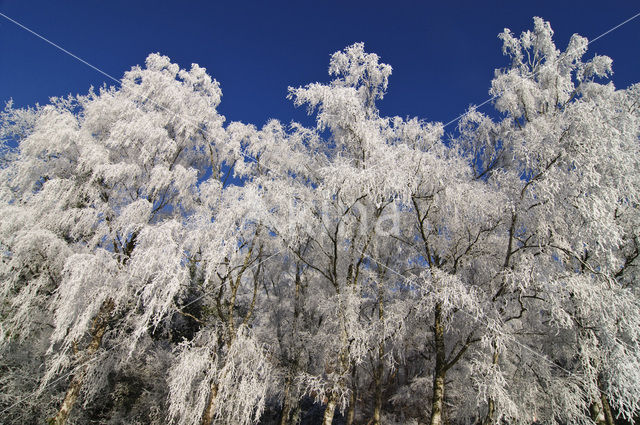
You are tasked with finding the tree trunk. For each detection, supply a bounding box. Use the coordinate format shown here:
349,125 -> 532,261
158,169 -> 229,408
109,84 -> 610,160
346,390 -> 356,425
482,348 -> 500,425
372,350 -> 383,425
430,372 -> 446,425
372,282 -> 384,425
49,298 -> 114,425
483,397 -> 495,425
281,265 -> 304,425
322,394 -> 337,425
430,303 -> 447,425
324,307 -> 349,425
201,382 -> 219,425
589,386 -> 615,425
280,375 -> 293,425
48,376 -> 83,425
346,366 -> 356,425
279,399 -> 292,425
590,400 -> 606,425
600,392 -> 614,425
589,391 -> 615,425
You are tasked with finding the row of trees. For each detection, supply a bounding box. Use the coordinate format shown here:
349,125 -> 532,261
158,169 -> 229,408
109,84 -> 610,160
1,18 -> 639,425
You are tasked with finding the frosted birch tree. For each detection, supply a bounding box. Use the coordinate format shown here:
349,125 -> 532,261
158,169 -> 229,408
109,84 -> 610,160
0,53 -> 240,425
1,17 -> 639,425
454,17 -> 640,425
283,43 -> 415,425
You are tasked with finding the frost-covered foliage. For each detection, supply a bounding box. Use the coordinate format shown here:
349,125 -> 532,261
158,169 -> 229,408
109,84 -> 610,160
1,17 -> 640,425
167,327 -> 273,425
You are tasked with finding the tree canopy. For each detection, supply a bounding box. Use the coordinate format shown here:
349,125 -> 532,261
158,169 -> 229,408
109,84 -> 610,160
1,17 -> 639,425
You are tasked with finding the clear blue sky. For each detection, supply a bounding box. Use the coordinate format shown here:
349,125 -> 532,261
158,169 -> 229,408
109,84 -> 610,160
1,1 -> 638,130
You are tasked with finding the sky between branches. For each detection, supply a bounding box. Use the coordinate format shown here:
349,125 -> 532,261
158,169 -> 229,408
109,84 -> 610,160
1,1 -> 639,130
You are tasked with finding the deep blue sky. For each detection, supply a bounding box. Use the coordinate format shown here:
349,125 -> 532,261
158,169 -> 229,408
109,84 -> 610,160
1,1 -> 639,131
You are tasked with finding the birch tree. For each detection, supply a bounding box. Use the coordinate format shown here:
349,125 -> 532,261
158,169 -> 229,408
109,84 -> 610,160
456,17 -> 640,425
1,17 -> 639,425
1,53 -> 237,425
